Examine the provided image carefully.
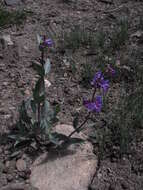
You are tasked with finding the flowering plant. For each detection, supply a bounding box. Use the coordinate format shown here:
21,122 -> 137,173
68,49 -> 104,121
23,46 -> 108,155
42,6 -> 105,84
68,66 -> 115,138
8,35 -> 60,147
9,34 -> 115,149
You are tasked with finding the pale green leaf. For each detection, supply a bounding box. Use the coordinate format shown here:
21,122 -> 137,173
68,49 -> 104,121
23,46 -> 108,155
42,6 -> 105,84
44,58 -> 51,75
37,34 -> 42,45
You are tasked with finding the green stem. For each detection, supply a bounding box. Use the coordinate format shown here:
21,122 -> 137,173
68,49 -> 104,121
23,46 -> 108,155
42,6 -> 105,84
68,88 -> 96,138
68,112 -> 91,138
37,40 -> 45,127
38,103 -> 41,127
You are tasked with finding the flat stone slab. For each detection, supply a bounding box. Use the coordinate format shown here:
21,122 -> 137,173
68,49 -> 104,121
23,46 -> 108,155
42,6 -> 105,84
5,0 -> 21,6
30,124 -> 97,190
1,183 -> 38,190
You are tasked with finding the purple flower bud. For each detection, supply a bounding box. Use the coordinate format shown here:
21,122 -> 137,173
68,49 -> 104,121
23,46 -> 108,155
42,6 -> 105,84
100,79 -> 109,93
91,71 -> 109,93
44,38 -> 53,47
83,96 -> 102,112
91,71 -> 103,86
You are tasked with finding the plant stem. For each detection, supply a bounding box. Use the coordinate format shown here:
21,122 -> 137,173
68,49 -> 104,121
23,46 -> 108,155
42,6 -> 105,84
68,112 -> 91,138
91,87 -> 96,101
68,88 -> 96,138
38,103 -> 41,127
41,48 -> 44,66
37,40 -> 45,127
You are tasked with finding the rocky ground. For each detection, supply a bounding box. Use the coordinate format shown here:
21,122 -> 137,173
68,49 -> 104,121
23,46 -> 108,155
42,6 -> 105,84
0,0 -> 143,189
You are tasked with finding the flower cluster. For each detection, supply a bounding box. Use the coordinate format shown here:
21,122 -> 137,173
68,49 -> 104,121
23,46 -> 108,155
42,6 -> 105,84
83,66 -> 115,113
38,34 -> 53,50
83,96 -> 102,112
44,38 -> 53,47
91,71 -> 109,93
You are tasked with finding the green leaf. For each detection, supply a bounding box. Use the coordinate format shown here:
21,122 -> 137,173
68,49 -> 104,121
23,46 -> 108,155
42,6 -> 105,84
14,138 -> 31,148
33,78 -> 45,103
14,140 -> 21,147
44,100 -> 50,112
41,100 -> 54,120
44,58 -> 51,75
38,95 -> 45,103
37,34 -> 42,45
31,100 -> 36,113
32,62 -> 44,76
19,100 -> 31,124
8,134 -> 19,140
25,97 -> 32,110
54,104 -> 60,116
49,133 -> 59,145
10,151 -> 21,158
40,119 -> 47,130
40,118 -> 52,134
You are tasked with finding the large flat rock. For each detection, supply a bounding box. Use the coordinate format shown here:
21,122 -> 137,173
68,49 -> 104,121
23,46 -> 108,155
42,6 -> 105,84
5,0 -> 21,6
30,124 -> 97,190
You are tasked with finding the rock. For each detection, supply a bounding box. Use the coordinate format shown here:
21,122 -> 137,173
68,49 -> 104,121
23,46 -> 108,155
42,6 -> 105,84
0,183 -> 38,190
0,162 -> 5,173
5,0 -> 21,6
4,150 -> 10,155
44,79 -> 51,88
0,35 -> 14,46
3,82 -> 9,86
30,124 -> 97,190
131,31 -> 143,38
0,147 -> 3,154
63,57 -> 70,67
4,160 -> 16,174
16,159 -> 27,172
18,172 -> 27,179
4,114 -> 11,120
7,174 -> 14,182
25,89 -> 31,96
0,53 -> 3,59
0,174 -> 8,187
23,45 -> 29,52
100,0 -> 113,4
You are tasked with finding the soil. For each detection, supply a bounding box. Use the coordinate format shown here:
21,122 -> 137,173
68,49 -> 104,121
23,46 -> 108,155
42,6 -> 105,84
0,0 -> 143,189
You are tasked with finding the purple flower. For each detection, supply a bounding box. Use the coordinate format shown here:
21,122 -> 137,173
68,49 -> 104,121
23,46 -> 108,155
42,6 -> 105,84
100,79 -> 109,93
83,96 -> 102,112
91,71 -> 109,93
91,71 -> 103,86
44,38 -> 53,47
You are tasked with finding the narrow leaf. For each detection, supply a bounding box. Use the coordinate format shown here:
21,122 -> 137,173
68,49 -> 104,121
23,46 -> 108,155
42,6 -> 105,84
41,100 -> 54,120
44,58 -> 51,75
33,78 -> 45,103
49,134 -> 59,145
37,34 -> 42,45
32,62 -> 44,76
54,104 -> 60,116
31,100 -> 36,113
25,97 -> 32,110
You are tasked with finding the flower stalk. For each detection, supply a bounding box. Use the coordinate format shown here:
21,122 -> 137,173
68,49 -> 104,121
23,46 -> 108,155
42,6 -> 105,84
68,66 -> 115,138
